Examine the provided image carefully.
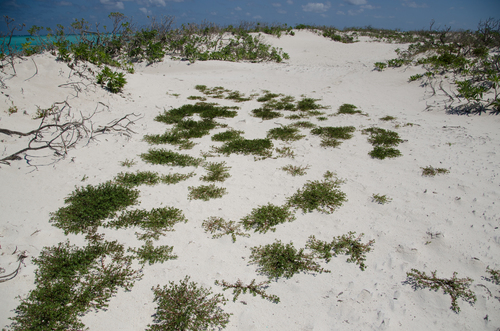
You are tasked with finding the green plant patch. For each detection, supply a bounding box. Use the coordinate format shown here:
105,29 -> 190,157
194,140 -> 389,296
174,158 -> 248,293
257,91 -> 281,102
160,172 -> 196,184
148,276 -> 231,331
337,103 -> 362,115
287,173 -> 347,214
371,193 -> 392,204
368,146 -> 402,159
188,184 -> 227,201
311,126 -> 356,140
114,171 -> 161,187
97,66 -> 126,93
240,203 -> 296,234
50,182 -> 140,235
154,103 -> 237,124
484,267 -> 500,285
187,95 -> 207,101
7,239 -> 140,331
107,206 -> 188,240
251,108 -> 283,120
211,129 -> 244,142
202,217 -> 250,243
306,232 -> 375,270
267,125 -> 305,142
128,240 -> 177,265
200,161 -> 231,182
291,121 -> 316,129
249,240 -> 330,279
264,97 -> 296,111
296,97 -> 327,111
404,269 -> 476,313
421,166 -> 449,177
225,91 -> 252,102
281,164 -> 310,176
380,115 -> 397,121
120,158 -> 136,168
316,116 -> 328,121
216,138 -> 274,157
319,137 -> 342,148
140,149 -> 203,167
275,146 -> 296,159
215,279 -> 280,304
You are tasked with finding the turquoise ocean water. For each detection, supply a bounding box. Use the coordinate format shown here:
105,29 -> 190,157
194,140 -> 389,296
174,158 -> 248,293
1,34 -> 98,54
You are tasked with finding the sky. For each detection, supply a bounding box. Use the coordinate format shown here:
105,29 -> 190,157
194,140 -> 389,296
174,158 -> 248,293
1,0 -> 499,35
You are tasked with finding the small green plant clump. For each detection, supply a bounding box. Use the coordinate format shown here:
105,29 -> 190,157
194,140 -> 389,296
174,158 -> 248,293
371,193 -> 392,204
337,103 -> 362,115
120,158 -> 136,167
484,266 -> 500,285
306,232 -> 375,270
380,115 -> 397,121
50,181 -> 140,235
311,126 -> 356,148
202,217 -> 250,242
114,170 -> 161,187
188,184 -> 227,201
7,238 -> 141,331
200,161 -> 231,182
404,269 -> 477,313
7,103 -> 18,115
421,166 -> 449,177
287,172 -> 347,214
281,164 -> 310,176
128,240 -> 177,265
140,149 -> 203,167
96,66 -> 127,93
215,279 -> 280,303
147,276 -> 231,331
211,129 -> 244,142
249,240 -> 330,279
362,127 -> 403,159
240,203 -> 296,233
215,138 -> 274,158
267,125 -> 305,142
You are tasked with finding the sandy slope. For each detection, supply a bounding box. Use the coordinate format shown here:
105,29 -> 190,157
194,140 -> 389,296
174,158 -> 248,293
1,30 -> 499,330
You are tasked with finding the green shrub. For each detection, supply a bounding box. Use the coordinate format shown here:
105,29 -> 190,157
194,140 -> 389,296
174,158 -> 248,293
286,173 -> 347,214
266,125 -> 305,142
368,146 -> 402,159
249,240 -> 330,279
140,149 -> 203,167
188,184 -> 227,201
306,232 -> 375,270
251,108 -> 282,120
202,217 -> 250,243
291,121 -> 316,129
311,126 -> 355,140
281,164 -> 310,176
148,276 -> 231,331
215,279 -> 280,304
200,161 -> 231,182
374,62 -> 387,71
404,269 -> 476,313
362,127 -> 403,146
50,182 -> 140,235
380,115 -> 397,121
215,138 -> 273,157
337,103 -> 361,114
7,239 -> 140,331
211,129 -> 244,142
114,171 -> 161,187
421,166 -> 449,177
128,240 -> 177,265
240,203 -> 296,233
160,172 -> 196,184
96,66 -> 126,93
296,97 -> 326,111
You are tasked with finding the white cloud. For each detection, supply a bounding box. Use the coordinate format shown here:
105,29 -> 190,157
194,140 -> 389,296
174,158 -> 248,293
136,0 -> 184,7
58,1 -> 72,5
402,0 -> 428,8
253,15 -> 263,19
278,9 -> 287,14
302,2 -> 331,13
345,0 -> 366,5
116,1 -> 124,9
287,0 -> 293,4
272,3 -> 281,7
139,7 -> 151,15
337,10 -> 345,15
348,8 -> 363,15
100,0 -> 125,9
235,6 -> 242,11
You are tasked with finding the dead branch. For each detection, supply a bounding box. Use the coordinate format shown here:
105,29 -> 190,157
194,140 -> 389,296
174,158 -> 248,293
92,113 -> 142,138
24,57 -> 38,81
0,251 -> 27,283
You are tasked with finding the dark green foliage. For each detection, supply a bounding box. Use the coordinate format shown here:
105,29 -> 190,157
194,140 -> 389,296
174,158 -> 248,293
140,149 -> 203,167
257,92 -> 281,102
107,207 -> 187,240
249,240 -> 330,279
371,193 -> 392,204
161,172 -> 196,184
154,103 -> 238,124
50,182 -> 140,235
287,172 -> 347,214
368,146 -> 402,159
296,98 -> 326,111
404,269 -> 476,313
114,170 -> 161,187
128,240 -> 177,265
281,164 -> 310,176
240,203 -> 296,233
306,232 -> 375,270
266,125 -> 305,142
7,239 -> 140,331
188,184 -> 227,201
211,129 -> 244,142
379,115 -> 396,121
148,276 -> 231,331
200,161 -> 231,182
216,138 -> 273,157
421,166 -> 449,177
96,66 -> 126,93
337,103 -> 361,114
251,108 -> 282,120
311,126 -> 355,140
215,279 -> 280,304
291,121 -> 316,129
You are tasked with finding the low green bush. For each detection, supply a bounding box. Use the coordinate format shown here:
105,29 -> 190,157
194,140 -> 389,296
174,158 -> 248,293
96,66 -> 126,93
128,240 -> 177,265
368,146 -> 402,159
281,164 -> 310,176
267,125 -> 305,142
114,170 -> 161,187
215,138 -> 273,157
211,129 -> 244,142
337,103 -> 361,114
140,149 -> 203,167
188,184 -> 227,201
200,161 -> 231,182
240,203 -> 296,233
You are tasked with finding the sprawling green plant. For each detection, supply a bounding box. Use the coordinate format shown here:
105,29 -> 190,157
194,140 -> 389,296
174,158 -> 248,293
215,138 -> 274,157
371,193 -> 392,204
311,126 -> 356,148
362,127 -> 403,159
140,149 -> 203,167
7,238 -> 141,331
128,240 -> 177,265
421,166 -> 449,177
188,184 -> 227,201
202,217 -> 249,242
240,203 -> 296,233
337,103 -> 362,115
267,125 -> 305,142
405,269 -> 476,313
287,172 -> 347,214
200,161 -> 231,182
249,240 -> 330,279
281,164 -> 310,176
306,232 -> 375,270
148,276 -> 231,331
114,170 -> 161,187
50,181 -> 140,235
211,129 -> 244,142
215,279 -> 280,303
96,66 -> 126,93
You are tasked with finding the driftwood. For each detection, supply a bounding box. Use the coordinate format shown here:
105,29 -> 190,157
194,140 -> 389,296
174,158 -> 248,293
0,250 -> 28,283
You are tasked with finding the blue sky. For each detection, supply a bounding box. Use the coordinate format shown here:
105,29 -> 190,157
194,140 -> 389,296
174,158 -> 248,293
1,0 -> 499,35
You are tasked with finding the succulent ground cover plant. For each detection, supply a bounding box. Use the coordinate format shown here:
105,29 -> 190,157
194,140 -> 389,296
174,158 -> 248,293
240,203 -> 296,233
200,161 -> 231,182
336,103 -> 362,115
362,127 -> 403,159
211,129 -> 244,142
287,172 -> 347,214
215,138 -> 274,158
188,184 -> 227,201
147,276 -> 231,331
404,269 -> 477,313
266,125 -> 305,142
140,148 -> 203,167
128,240 -> 177,265
311,126 -> 356,148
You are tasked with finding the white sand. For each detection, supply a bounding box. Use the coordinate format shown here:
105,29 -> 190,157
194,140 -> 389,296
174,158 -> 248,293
1,30 -> 499,330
